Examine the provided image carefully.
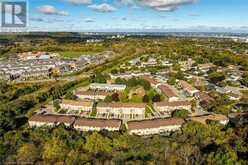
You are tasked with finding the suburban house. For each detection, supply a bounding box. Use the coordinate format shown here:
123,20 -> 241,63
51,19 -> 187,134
127,118 -> 184,136
97,102 -> 146,117
158,84 -> 179,102
60,100 -> 93,112
75,90 -> 110,100
89,83 -> 126,91
177,80 -> 199,96
154,100 -> 192,116
29,114 -> 76,127
190,114 -> 229,125
179,58 -> 195,71
74,118 -> 122,132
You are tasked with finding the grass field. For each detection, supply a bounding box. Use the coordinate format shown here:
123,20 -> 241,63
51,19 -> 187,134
56,51 -> 96,57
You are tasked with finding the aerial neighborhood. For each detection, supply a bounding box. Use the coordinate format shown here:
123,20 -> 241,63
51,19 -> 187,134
24,53 -> 247,136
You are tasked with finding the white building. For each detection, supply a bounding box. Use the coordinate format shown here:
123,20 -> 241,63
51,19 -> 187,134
127,118 -> 184,136
97,102 -> 146,116
89,83 -> 126,91
74,118 -> 122,132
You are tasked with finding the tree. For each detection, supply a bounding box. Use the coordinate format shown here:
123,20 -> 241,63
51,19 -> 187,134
172,109 -> 189,119
168,77 -> 176,85
42,137 -> 68,163
16,143 -> 40,164
111,93 -> 120,102
142,95 -> 150,103
84,132 -> 112,155
208,72 -> 225,84
152,94 -> 161,102
53,100 -> 61,112
64,91 -> 77,100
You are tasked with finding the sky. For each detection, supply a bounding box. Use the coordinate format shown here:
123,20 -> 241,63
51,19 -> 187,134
15,0 -> 248,32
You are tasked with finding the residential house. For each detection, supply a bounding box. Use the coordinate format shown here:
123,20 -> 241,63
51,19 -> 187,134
141,76 -> 161,88
127,118 -> 184,136
194,92 -> 214,104
198,63 -> 216,73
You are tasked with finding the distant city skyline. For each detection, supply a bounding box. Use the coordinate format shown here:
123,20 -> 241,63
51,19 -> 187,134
25,0 -> 248,32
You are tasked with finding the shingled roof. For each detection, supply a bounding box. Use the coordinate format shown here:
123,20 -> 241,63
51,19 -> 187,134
74,118 -> 122,128
127,118 -> 184,130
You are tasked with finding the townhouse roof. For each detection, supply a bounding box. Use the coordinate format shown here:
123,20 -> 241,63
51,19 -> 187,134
198,63 -> 216,69
97,102 -> 146,109
158,84 -> 178,98
56,115 -> 76,124
74,118 -> 122,128
29,114 -> 57,123
127,118 -> 184,130
155,100 -> 191,107
90,83 -> 126,89
61,100 -> 93,107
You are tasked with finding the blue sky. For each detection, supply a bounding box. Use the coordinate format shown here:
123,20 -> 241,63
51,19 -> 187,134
27,0 -> 248,32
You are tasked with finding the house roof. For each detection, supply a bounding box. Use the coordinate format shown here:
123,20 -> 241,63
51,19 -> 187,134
194,92 -> 214,102
155,100 -> 191,107
74,118 -> 122,128
178,80 -> 195,92
141,76 -> 160,86
29,114 -> 75,124
61,100 -> 93,107
158,84 -> 178,98
127,118 -> 184,130
97,102 -> 146,109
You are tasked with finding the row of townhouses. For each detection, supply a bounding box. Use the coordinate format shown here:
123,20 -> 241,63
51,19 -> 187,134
29,113 -> 229,136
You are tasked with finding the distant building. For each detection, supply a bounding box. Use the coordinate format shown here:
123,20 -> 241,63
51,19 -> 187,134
154,101 -> 192,116
127,118 -> 184,136
194,92 -> 214,104
190,114 -> 229,125
89,83 -> 126,91
75,90 -> 110,100
97,102 -> 146,117
141,76 -> 161,88
74,118 -> 122,132
60,100 -> 93,112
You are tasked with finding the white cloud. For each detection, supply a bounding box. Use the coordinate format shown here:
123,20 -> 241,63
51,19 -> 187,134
88,3 -> 116,12
37,5 -> 69,16
120,0 -> 196,11
66,0 -> 91,5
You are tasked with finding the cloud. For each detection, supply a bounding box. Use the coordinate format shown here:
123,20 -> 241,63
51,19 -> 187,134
85,18 -> 95,23
88,3 -> 116,12
120,0 -> 196,11
66,0 -> 91,5
37,5 -> 69,16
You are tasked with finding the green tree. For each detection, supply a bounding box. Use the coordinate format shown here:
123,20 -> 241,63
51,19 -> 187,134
42,137 -> 68,163
172,109 -> 189,119
84,132 -> 112,155
16,143 -> 40,164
